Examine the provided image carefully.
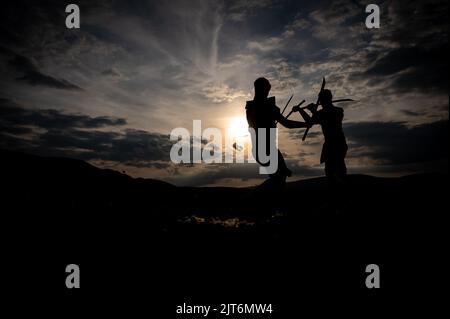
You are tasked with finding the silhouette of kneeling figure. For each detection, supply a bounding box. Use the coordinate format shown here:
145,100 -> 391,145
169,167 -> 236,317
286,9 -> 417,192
246,77 -> 308,188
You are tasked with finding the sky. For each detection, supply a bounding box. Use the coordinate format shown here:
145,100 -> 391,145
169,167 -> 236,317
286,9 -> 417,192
0,0 -> 448,186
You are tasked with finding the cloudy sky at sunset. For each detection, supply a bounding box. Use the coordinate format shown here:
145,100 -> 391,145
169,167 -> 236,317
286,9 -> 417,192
0,0 -> 448,186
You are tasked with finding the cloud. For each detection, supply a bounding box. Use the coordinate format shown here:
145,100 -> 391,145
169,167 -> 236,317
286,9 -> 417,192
363,46 -> 448,93
0,98 -> 126,129
345,120 -> 448,165
308,0 -> 361,41
0,47 -> 83,91
0,99 -> 173,166
226,0 -> 273,22
401,110 -> 422,117
201,83 -> 250,103
0,99 -> 207,172
101,67 -> 124,80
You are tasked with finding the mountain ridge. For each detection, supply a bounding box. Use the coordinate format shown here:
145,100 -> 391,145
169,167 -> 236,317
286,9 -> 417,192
2,148 -> 446,191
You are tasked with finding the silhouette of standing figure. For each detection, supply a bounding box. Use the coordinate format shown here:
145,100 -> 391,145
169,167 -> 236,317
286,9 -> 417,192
297,88 -> 348,186
246,77 -> 308,188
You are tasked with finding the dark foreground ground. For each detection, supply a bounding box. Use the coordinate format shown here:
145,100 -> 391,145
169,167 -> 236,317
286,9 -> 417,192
1,150 -> 447,316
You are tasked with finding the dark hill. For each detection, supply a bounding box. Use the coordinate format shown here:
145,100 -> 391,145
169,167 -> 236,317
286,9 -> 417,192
2,149 -> 447,227
1,149 -> 447,307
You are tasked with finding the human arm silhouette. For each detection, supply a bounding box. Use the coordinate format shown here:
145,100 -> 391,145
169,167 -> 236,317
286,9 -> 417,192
294,103 -> 319,126
276,113 -> 309,128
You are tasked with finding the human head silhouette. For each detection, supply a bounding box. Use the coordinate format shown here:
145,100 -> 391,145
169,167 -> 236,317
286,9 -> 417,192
254,77 -> 271,99
319,89 -> 332,108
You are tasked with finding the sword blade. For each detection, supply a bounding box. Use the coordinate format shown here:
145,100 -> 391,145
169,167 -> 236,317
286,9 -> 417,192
302,77 -> 325,141
285,99 -> 305,119
281,94 -> 294,116
331,98 -> 354,103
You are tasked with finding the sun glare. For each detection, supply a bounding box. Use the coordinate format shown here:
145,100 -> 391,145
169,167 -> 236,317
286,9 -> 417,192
228,117 -> 249,138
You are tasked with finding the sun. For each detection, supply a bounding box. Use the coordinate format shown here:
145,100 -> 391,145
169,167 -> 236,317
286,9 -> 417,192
228,117 -> 249,138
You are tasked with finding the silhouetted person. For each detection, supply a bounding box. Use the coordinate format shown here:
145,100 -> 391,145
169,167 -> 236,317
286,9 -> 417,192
246,77 -> 308,188
295,89 -> 348,208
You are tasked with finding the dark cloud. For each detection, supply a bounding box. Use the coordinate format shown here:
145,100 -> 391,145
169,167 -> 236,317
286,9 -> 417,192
380,0 -> 448,47
0,1 -> 112,47
0,98 -> 126,129
101,68 -> 122,78
0,47 -> 83,90
345,120 -> 448,165
299,0 -> 449,103
17,71 -> 83,91
0,98 -> 220,172
363,45 -> 448,93
369,0 -> 448,93
0,99 -> 172,164
401,110 -> 422,117
287,129 -> 320,140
